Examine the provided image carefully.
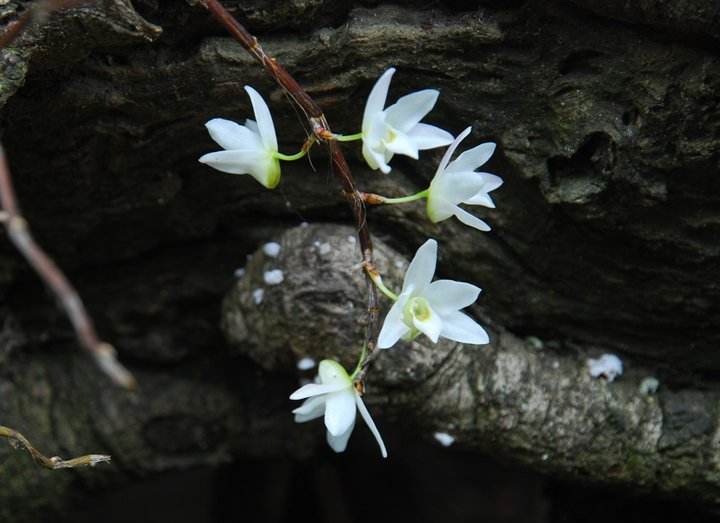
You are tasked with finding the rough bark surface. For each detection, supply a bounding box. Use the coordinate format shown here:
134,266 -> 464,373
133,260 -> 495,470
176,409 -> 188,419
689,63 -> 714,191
0,0 -> 718,519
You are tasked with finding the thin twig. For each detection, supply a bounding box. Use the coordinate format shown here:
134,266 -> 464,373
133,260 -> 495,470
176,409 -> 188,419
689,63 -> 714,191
0,0 -> 90,49
0,148 -> 136,389
0,425 -> 111,469
201,0 -> 381,383
0,1 -> 135,389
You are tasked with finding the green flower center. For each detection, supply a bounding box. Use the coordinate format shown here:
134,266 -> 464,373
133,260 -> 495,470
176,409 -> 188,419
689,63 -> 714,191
403,296 -> 432,325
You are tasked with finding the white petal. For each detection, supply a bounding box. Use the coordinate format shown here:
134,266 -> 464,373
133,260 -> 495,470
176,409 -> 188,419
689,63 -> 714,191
318,360 -> 353,388
384,89 -> 438,133
465,192 -> 495,208
377,295 -> 411,349
326,417 -> 355,453
205,118 -> 261,150
463,173 -> 504,206
439,311 -> 489,345
244,85 -> 278,151
244,119 -> 259,134
436,171 -> 488,204
447,142 -> 496,173
436,126 -> 472,175
362,68 -> 395,134
293,395 -> 326,423
406,123 -> 454,150
412,303 -> 443,343
324,389 -> 356,436
384,130 -> 419,159
402,239 -> 437,293
198,149 -> 266,175
289,382 -> 347,400
426,193 -> 455,223
425,280 -> 481,315
355,393 -> 388,458
363,118 -> 392,173
454,206 -> 491,232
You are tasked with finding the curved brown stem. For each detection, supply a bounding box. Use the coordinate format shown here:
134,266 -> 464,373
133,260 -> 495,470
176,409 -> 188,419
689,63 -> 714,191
201,0 -> 381,380
0,425 -> 111,470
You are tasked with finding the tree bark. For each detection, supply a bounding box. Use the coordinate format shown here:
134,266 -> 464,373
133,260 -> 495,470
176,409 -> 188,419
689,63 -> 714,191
0,0 -> 719,518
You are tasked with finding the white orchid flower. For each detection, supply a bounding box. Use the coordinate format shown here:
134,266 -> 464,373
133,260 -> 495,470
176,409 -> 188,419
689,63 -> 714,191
426,126 -> 503,231
377,239 -> 489,349
199,86 -> 282,189
290,359 -> 388,458
361,68 -> 453,174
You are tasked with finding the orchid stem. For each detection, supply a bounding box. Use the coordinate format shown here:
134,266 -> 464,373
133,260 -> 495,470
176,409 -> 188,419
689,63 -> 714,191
368,272 -> 399,301
351,343 -> 368,380
273,149 -> 307,161
334,132 -> 363,142
381,189 -> 429,205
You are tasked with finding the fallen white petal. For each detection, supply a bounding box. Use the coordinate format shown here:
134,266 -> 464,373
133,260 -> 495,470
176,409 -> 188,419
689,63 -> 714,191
262,242 -> 281,257
587,354 -> 623,382
263,269 -> 284,285
252,288 -> 264,304
433,432 -> 455,447
296,357 -> 316,371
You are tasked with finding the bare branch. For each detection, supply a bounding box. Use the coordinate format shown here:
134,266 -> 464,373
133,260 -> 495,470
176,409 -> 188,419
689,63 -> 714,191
0,425 -> 111,470
0,146 -> 136,389
0,0 -> 136,389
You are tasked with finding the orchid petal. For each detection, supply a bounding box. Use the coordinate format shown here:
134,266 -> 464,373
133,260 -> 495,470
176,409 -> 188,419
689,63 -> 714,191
355,393 -> 388,458
439,171 -> 489,203
412,303 -> 443,343
244,119 -> 260,134
198,149 -> 266,175
377,296 -> 411,349
384,130 -> 419,159
426,194 -> 456,223
436,126 -> 472,175
289,382 -> 347,400
362,68 -> 395,134
384,89 -> 438,133
447,142 -> 496,173
406,123 -> 454,150
402,239 -> 437,293
465,192 -> 496,208
425,280 -> 481,315
363,142 -> 391,173
324,389 -> 356,436
205,118 -> 261,150
326,417 -> 355,453
293,395 -> 327,423
244,85 -> 278,151
439,311 -> 489,345
453,206 -> 491,232
318,360 -> 353,388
